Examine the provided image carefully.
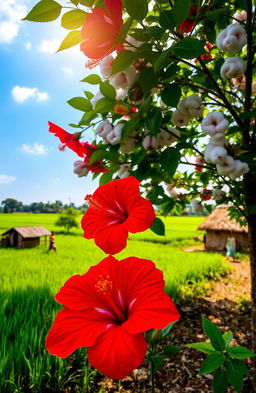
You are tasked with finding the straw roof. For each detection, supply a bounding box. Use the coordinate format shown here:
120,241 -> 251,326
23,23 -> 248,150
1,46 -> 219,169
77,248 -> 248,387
1,226 -> 51,238
198,205 -> 248,233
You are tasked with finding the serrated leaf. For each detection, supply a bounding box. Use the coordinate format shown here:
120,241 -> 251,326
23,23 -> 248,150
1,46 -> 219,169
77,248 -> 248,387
100,81 -> 116,100
225,359 -> 244,392
125,0 -> 148,21
94,98 -> 115,113
61,10 -> 86,29
111,50 -> 137,75
57,30 -> 83,52
213,369 -> 228,393
99,171 -> 113,185
162,321 -> 176,337
186,342 -> 215,354
202,316 -> 225,352
161,83 -> 181,107
199,353 -> 225,374
150,217 -> 165,236
160,147 -> 180,177
173,38 -> 206,59
222,331 -> 233,347
23,0 -> 62,22
67,97 -> 92,112
81,74 -> 102,84
227,346 -> 256,359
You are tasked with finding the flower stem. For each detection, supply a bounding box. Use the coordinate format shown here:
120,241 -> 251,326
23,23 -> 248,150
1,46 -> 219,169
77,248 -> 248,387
150,359 -> 155,393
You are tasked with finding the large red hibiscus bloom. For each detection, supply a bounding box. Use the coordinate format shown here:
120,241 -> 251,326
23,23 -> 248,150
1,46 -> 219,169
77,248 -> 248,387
49,122 -> 107,173
46,255 -> 180,379
80,0 -> 124,61
81,177 -> 156,254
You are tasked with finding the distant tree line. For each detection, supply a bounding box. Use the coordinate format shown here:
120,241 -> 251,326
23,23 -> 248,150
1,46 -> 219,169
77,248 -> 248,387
0,198 -> 87,214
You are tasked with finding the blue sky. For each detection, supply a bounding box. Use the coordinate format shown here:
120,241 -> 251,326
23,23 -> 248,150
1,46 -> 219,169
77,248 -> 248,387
0,0 -> 99,206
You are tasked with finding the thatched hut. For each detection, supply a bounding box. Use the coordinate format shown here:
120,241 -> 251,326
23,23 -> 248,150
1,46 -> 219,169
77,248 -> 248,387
0,226 -> 51,248
198,205 -> 248,252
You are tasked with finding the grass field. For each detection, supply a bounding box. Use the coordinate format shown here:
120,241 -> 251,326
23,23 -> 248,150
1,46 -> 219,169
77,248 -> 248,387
0,213 -> 229,393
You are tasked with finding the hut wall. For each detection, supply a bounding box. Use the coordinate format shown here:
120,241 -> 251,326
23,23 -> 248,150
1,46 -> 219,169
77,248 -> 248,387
23,237 -> 40,248
205,230 -> 248,252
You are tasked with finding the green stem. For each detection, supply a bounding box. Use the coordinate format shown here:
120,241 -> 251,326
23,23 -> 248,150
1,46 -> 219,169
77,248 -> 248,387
150,359 -> 155,393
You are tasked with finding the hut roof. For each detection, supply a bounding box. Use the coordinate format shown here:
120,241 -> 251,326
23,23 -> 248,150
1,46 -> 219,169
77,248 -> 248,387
1,226 -> 51,238
198,205 -> 248,233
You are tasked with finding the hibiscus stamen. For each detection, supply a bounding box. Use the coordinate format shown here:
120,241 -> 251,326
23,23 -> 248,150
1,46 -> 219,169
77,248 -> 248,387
94,274 -> 113,295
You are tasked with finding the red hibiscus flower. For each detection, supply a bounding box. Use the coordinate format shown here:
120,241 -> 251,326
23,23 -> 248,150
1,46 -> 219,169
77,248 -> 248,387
80,0 -> 124,62
201,189 -> 212,201
46,255 -> 180,379
81,177 -> 156,254
49,122 -> 107,173
179,5 -> 198,33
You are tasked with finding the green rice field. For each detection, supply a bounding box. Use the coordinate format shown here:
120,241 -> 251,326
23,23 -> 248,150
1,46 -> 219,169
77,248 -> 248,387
0,213 -> 229,393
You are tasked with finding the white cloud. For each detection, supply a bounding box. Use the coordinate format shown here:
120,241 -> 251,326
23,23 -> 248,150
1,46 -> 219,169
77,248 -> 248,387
38,39 -> 59,54
25,41 -> 32,50
62,67 -> 74,76
12,86 -> 49,103
0,0 -> 27,44
0,174 -> 16,185
21,143 -> 47,156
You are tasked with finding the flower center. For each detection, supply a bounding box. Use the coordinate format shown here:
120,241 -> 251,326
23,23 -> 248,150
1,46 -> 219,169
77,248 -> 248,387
94,274 -> 113,295
85,195 -> 128,225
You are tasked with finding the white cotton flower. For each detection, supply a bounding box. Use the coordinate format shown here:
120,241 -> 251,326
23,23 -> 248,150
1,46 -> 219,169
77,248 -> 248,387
216,155 -> 236,175
191,199 -> 203,213
124,35 -> 144,51
216,24 -> 247,52
220,57 -> 246,79
142,135 -> 158,150
96,120 -> 113,141
201,112 -> 229,136
100,55 -> 114,79
116,88 -> 128,100
229,160 -> 249,179
209,146 -> 228,164
90,91 -> 104,109
73,161 -> 89,177
120,131 -> 137,153
211,134 -> 227,146
204,144 -> 214,163
118,164 -> 130,178
233,11 -> 247,23
109,66 -> 138,90
106,124 -> 124,145
177,94 -> 203,118
212,189 -> 225,201
172,110 -> 190,127
166,184 -> 179,198
158,127 -> 180,147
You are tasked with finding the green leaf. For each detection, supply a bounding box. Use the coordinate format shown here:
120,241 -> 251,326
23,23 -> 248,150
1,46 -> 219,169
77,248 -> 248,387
111,50 -> 137,75
61,10 -> 87,29
125,0 -> 148,21
23,0 -> 62,22
67,97 -> 92,112
199,353 -> 225,374
159,10 -> 175,29
121,118 -> 141,138
57,30 -> 83,52
222,331 -> 233,347
161,83 -> 181,107
173,38 -> 206,59
150,218 -> 165,236
202,316 -> 225,352
225,359 -> 244,392
100,81 -> 116,100
227,346 -> 256,359
146,107 -> 162,136
162,64 -> 180,80
160,147 -> 180,177
80,0 -> 94,6
89,150 -> 107,164
94,98 -> 115,113
162,321 -> 176,337
162,345 -> 182,355
99,171 -> 113,185
213,369 -> 228,393
171,0 -> 191,25
138,67 -> 157,97
186,342 -> 215,354
81,74 -> 102,84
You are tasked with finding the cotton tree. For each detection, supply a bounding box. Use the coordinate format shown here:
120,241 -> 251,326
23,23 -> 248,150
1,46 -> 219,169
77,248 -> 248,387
24,0 -> 256,390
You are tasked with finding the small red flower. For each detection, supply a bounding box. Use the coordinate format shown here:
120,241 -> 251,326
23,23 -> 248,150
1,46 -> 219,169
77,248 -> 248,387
46,255 -> 180,379
81,177 -> 156,254
49,122 -> 107,173
179,5 -> 198,33
80,0 -> 124,63
201,189 -> 212,201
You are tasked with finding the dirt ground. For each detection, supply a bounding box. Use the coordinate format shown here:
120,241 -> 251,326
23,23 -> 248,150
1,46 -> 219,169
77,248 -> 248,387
97,257 -> 252,393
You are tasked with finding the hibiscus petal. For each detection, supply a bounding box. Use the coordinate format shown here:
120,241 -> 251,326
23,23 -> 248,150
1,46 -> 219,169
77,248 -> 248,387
94,224 -> 128,254
46,308 -> 111,358
124,197 -> 155,233
105,0 -> 123,29
88,326 -> 147,379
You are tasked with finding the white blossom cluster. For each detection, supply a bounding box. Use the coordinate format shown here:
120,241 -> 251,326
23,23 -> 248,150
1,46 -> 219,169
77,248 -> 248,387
172,95 -> 203,127
202,112 -> 249,180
